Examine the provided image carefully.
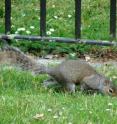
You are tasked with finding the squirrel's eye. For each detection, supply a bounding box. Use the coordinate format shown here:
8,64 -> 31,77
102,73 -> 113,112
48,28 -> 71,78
109,88 -> 113,93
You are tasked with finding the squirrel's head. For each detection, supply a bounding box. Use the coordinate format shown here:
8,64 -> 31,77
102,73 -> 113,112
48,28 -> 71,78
83,74 -> 117,96
101,79 -> 117,97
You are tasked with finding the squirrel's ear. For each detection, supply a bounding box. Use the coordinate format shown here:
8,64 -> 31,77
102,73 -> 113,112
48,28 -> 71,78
105,80 -> 110,85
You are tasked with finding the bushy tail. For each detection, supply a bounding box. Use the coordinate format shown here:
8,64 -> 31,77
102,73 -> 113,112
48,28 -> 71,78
0,45 -> 47,74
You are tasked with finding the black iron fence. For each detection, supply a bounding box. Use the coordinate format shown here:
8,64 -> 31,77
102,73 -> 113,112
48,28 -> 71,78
0,0 -> 117,46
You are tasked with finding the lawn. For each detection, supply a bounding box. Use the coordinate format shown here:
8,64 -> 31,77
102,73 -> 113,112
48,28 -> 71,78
0,0 -> 117,123
0,64 -> 117,124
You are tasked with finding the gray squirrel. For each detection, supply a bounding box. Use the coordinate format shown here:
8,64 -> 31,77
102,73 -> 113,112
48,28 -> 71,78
0,45 -> 117,96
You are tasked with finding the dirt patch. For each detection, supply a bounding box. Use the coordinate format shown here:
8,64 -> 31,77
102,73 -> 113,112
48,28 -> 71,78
36,57 -> 117,68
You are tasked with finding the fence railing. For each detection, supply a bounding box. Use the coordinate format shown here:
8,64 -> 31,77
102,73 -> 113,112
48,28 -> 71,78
0,0 -> 117,46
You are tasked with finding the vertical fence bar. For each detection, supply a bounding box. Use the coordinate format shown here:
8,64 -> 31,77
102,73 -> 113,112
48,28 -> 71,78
40,0 -> 46,36
5,0 -> 11,34
110,0 -> 116,39
75,0 -> 81,39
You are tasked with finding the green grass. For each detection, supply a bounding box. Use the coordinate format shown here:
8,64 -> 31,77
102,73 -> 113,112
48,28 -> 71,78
0,1 -> 117,123
0,64 -> 117,124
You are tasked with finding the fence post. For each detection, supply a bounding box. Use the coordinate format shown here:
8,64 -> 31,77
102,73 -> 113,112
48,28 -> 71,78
75,0 -> 81,39
40,0 -> 46,36
5,0 -> 11,34
110,0 -> 116,39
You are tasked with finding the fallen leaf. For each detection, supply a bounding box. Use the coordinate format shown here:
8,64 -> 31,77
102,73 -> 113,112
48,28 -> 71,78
33,113 -> 44,120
